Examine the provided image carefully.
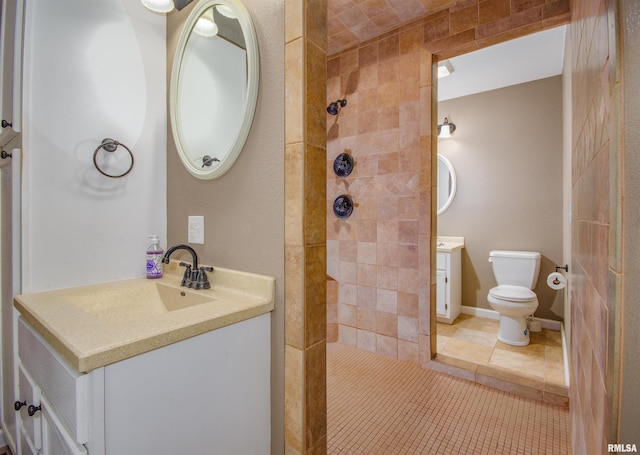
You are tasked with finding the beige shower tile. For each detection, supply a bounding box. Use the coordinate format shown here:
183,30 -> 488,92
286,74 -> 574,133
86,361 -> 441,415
285,39 -> 304,145
376,311 -> 398,337
397,291 -> 419,317
285,0 -> 303,44
398,339 -> 419,364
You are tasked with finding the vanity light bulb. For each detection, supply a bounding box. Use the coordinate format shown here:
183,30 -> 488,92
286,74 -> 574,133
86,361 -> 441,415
216,5 -> 236,19
439,126 -> 451,138
194,9 -> 218,37
141,0 -> 174,13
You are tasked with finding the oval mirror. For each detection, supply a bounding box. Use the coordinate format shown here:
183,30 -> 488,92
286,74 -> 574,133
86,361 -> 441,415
437,154 -> 457,215
170,0 -> 259,179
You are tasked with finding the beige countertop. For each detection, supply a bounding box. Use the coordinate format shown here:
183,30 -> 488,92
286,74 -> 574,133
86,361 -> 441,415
14,261 -> 275,373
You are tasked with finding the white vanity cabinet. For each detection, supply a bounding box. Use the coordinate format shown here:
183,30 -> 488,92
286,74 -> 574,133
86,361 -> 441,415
15,313 -> 271,455
16,317 -> 88,455
436,243 -> 463,324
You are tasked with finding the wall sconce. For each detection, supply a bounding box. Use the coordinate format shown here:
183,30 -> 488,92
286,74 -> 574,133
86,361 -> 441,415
438,117 -> 456,138
327,99 -> 347,115
141,0 -> 192,13
437,60 -> 455,79
194,8 -> 218,37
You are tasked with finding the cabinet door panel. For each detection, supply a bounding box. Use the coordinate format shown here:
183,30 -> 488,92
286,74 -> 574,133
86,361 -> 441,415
18,318 -> 89,444
18,365 -> 42,452
436,270 -> 447,316
41,399 -> 87,455
0,0 -> 22,145
19,426 -> 38,455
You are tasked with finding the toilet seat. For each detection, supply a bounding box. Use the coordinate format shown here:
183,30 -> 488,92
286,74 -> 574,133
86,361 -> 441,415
489,285 -> 536,302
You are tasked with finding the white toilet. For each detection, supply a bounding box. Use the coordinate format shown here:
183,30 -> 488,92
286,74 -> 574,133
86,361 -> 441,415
487,250 -> 541,346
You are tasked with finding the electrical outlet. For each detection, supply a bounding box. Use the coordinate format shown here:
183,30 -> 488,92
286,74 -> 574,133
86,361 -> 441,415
188,216 -> 204,244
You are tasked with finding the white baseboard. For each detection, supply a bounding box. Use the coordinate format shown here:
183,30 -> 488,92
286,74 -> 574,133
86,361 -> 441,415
460,305 -> 562,331
460,305 -> 500,320
0,429 -> 7,448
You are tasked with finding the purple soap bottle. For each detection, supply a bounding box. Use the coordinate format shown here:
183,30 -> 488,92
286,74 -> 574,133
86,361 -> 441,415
146,235 -> 164,279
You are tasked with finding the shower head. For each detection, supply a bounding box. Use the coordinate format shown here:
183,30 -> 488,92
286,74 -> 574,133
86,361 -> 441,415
327,99 -> 347,115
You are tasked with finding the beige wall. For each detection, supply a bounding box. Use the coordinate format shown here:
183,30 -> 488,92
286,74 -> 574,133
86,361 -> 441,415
438,76 -> 564,320
166,2 -> 285,453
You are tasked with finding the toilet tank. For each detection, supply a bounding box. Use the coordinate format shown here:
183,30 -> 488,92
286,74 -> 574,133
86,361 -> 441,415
489,250 -> 541,289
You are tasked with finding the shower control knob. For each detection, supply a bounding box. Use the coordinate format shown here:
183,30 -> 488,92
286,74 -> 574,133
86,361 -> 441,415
14,400 -> 26,411
28,404 -> 41,416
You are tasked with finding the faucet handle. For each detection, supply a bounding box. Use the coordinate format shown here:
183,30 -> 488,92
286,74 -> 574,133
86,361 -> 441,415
190,266 -> 212,290
178,262 -> 193,287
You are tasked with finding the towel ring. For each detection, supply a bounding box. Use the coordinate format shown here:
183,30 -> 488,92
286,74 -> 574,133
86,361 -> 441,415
93,138 -> 134,178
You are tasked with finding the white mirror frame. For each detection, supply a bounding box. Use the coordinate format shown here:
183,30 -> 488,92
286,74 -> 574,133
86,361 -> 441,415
437,154 -> 457,215
170,0 -> 259,179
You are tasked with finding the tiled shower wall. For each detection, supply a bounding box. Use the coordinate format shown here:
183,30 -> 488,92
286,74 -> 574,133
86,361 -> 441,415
326,29 -> 434,365
568,0 -> 621,452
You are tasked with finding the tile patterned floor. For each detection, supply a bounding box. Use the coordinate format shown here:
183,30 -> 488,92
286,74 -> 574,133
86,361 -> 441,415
327,342 -> 571,455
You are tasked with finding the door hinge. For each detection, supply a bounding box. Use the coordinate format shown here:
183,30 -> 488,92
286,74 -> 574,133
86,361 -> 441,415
445,277 -> 448,283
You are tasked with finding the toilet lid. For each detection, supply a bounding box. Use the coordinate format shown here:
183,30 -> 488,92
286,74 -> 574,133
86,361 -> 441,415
489,285 -> 536,302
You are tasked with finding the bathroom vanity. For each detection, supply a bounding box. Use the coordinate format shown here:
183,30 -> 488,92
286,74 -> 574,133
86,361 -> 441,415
12,262 -> 275,455
436,237 -> 464,324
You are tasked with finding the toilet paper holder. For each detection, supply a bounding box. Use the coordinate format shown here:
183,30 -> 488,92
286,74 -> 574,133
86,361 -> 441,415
555,264 -> 569,273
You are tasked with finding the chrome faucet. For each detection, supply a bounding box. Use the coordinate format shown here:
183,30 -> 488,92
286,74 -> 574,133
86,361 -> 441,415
162,244 -> 214,290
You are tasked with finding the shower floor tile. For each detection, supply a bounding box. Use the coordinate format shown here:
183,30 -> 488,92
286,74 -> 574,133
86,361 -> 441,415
327,342 -> 571,455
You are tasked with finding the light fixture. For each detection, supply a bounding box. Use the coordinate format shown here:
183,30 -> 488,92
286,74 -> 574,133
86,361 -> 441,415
141,0 -> 174,13
194,8 -> 218,37
140,0 -> 193,13
438,117 -> 456,138
327,99 -> 347,115
437,60 -> 454,79
216,5 -> 237,19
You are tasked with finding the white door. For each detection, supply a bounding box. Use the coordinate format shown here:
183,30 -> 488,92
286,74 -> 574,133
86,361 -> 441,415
1,141 -> 21,453
0,0 -> 23,451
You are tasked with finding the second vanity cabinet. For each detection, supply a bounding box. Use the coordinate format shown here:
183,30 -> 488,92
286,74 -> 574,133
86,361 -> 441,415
436,237 -> 464,324
15,313 -> 271,455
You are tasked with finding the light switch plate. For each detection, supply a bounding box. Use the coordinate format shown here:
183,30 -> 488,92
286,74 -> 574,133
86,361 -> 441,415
188,216 -> 204,244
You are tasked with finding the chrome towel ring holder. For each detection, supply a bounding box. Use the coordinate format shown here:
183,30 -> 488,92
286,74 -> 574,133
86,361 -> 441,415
93,138 -> 134,178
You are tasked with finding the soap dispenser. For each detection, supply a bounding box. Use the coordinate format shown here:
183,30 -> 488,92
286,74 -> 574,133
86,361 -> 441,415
146,235 -> 164,279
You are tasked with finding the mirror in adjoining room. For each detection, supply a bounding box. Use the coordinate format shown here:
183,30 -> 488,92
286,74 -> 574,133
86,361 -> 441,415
170,0 -> 259,179
437,154 -> 457,216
